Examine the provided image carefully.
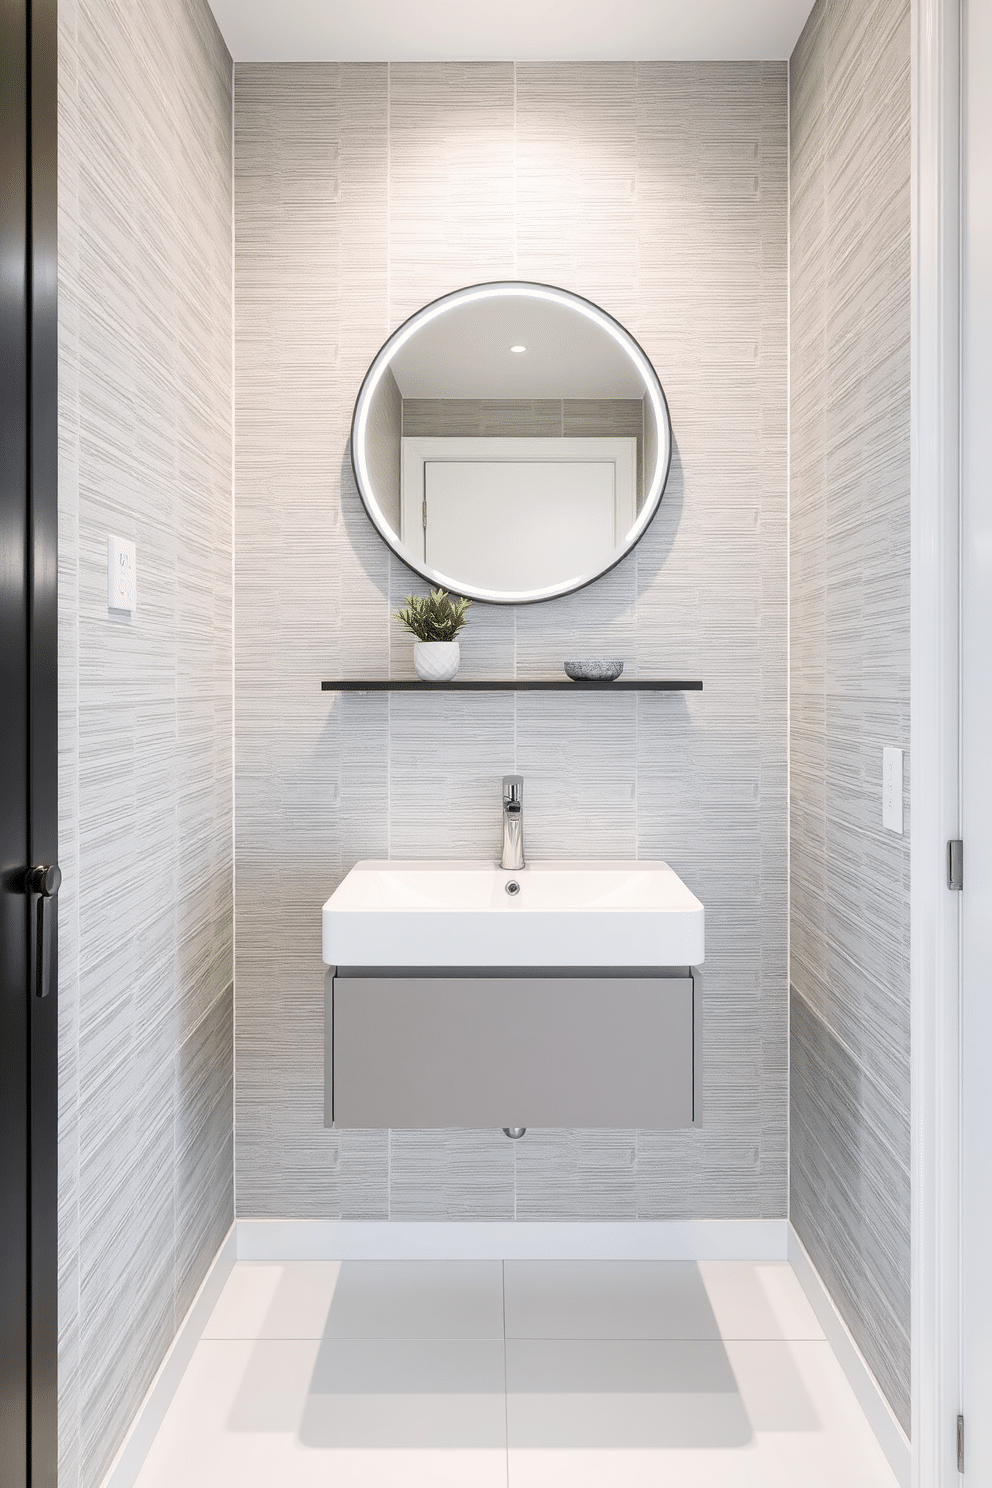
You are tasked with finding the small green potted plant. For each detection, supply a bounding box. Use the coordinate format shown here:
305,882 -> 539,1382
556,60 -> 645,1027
393,588 -> 472,680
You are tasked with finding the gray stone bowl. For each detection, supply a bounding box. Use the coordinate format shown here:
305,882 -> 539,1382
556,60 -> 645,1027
563,660 -> 625,682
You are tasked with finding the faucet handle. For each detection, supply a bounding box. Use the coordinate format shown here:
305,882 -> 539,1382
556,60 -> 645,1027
502,774 -> 523,805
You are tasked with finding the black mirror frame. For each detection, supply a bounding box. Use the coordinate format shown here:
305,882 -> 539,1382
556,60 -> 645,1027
350,280 -> 673,604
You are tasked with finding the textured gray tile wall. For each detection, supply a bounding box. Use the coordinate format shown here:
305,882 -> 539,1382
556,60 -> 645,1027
234,63 -> 788,1223
58,1 -> 234,1483
789,0 -> 912,1434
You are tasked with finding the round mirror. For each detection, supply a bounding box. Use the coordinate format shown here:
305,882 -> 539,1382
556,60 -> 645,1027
351,281 -> 672,604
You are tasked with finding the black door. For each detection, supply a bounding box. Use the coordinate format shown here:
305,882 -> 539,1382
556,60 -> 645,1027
0,1 -> 59,1483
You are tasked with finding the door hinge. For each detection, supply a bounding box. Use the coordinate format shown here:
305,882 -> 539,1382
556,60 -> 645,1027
957,1413 -> 964,1473
948,839 -> 964,890
422,498 -> 428,530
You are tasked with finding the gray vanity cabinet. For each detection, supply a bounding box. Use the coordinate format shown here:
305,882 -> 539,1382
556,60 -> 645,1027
325,970 -> 698,1129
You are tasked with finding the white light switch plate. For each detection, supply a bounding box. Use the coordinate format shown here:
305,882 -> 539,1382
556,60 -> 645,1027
882,747 -> 903,834
108,536 -> 136,613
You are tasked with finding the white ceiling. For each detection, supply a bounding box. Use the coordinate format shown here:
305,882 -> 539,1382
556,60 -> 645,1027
208,0 -> 816,64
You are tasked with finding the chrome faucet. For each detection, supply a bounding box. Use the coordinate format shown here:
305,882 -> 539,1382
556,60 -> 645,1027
501,775 -> 525,871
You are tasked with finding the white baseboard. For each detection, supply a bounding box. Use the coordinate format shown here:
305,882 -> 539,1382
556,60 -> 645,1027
236,1217 -> 788,1261
788,1225 -> 911,1488
99,1224 -> 237,1488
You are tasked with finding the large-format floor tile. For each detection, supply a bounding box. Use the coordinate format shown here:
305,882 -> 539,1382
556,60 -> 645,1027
320,1260 -> 505,1338
301,1336 -> 507,1448
506,1340 -> 898,1488
203,1262 -> 342,1339
697,1262 -> 825,1340
134,1338 -> 507,1488
504,1261 -> 722,1339
505,1338 -> 750,1447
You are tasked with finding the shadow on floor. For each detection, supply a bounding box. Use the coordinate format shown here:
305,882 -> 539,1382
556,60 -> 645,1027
224,1259 -> 819,1449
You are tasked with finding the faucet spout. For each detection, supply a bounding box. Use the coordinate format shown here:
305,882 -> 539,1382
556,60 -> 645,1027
501,775 -> 525,871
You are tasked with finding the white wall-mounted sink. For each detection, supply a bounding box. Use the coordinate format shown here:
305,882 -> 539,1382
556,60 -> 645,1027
322,860 -> 704,968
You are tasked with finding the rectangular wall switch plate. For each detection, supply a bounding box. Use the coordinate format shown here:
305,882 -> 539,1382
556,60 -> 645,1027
108,536 -> 136,613
882,747 -> 904,833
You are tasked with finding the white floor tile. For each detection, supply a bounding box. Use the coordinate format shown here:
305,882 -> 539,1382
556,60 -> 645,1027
134,1338 -> 508,1488
302,1337 -> 507,1448
322,1260 -> 505,1338
505,1338 -> 750,1448
697,1261 -> 825,1340
506,1340 -> 899,1488
202,1262 -> 343,1339
504,1261 -> 722,1338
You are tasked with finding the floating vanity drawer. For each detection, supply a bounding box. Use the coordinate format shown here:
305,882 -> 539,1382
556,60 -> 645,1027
326,971 -> 696,1130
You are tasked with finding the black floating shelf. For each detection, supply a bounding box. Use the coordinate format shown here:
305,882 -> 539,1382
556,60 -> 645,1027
322,679 -> 702,692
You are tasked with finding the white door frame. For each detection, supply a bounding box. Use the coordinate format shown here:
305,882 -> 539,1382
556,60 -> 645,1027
911,0 -> 962,1480
958,0 -> 992,1478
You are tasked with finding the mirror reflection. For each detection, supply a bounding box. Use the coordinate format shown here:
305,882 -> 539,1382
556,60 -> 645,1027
352,282 -> 672,603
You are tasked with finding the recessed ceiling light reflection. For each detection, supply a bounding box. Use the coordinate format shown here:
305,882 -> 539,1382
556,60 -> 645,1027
509,344 -> 527,353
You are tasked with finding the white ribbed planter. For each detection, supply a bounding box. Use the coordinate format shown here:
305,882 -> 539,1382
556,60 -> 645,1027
413,641 -> 460,681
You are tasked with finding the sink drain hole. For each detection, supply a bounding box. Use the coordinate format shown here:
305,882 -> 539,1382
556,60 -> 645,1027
505,880 -> 520,896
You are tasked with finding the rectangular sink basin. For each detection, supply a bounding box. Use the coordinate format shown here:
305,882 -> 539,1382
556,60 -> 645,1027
322,860 -> 704,968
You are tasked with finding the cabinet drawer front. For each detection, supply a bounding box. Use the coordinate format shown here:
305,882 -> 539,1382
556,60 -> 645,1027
330,976 -> 694,1129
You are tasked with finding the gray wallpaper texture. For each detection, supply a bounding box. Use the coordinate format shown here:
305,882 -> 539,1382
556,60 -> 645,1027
234,63 -> 789,1222
789,0 -> 912,1434
58,0 -> 234,1483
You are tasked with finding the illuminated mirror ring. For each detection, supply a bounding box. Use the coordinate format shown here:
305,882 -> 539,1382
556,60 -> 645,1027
351,281 -> 673,605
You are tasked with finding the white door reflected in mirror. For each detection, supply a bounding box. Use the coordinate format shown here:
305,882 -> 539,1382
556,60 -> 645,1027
424,459 -> 616,592
398,435 -> 636,593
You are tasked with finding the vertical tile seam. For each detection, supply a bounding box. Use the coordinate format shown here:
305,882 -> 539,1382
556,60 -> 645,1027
512,62 -> 519,805
636,69 -> 645,1222
785,47 -> 793,1230
635,39 -> 643,729
230,50 -> 238,1222
505,43 -> 519,1218
386,60 -> 394,1221
386,63 -> 393,869
169,6 -> 182,1329
512,61 -> 518,281
501,1259 -> 510,1479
